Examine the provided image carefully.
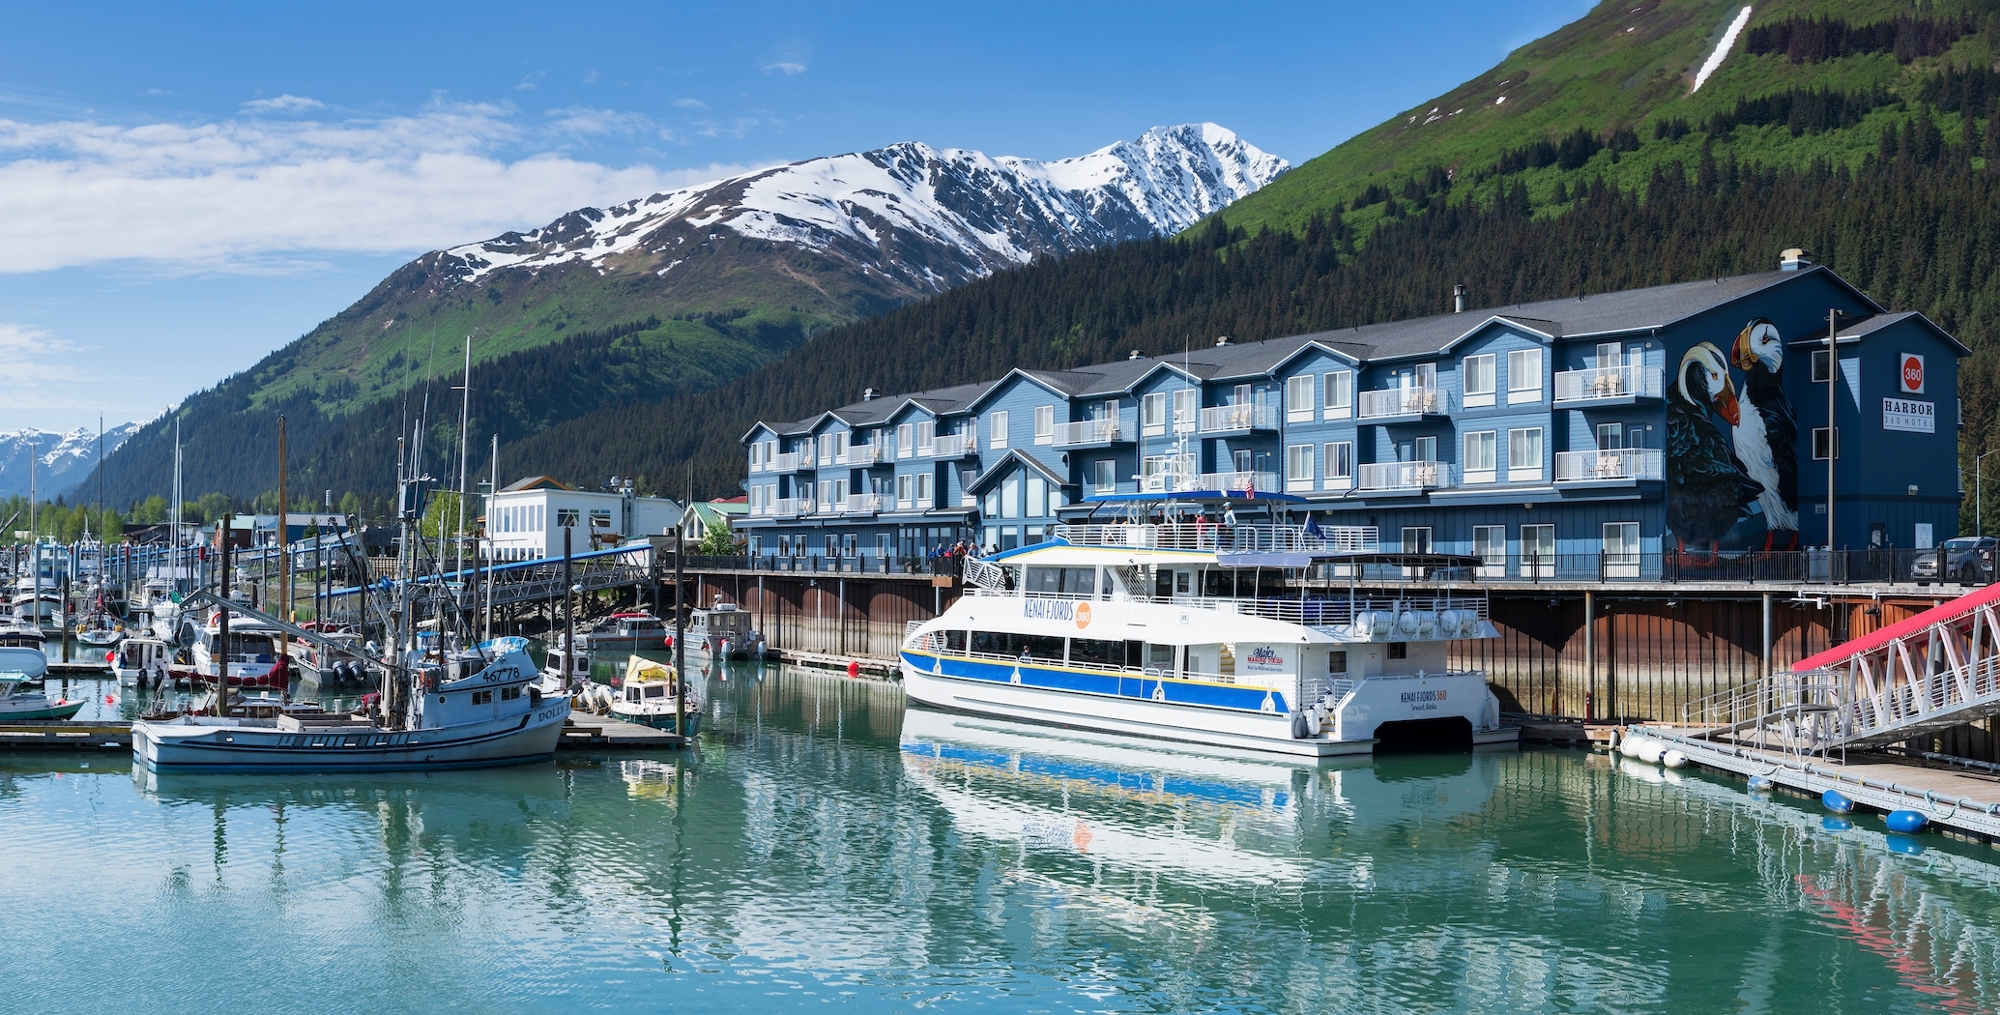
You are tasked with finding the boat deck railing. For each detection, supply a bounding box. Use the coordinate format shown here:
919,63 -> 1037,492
959,587 -> 1487,629
903,642 -> 1265,688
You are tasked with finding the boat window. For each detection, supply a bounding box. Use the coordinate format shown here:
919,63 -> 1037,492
627,687 -> 643,701
1387,643 -> 1407,660
644,684 -> 667,698
472,689 -> 494,705
501,687 -> 522,701
943,630 -> 967,652
1024,566 -> 1097,596
970,630 -> 1064,660
1068,638 -> 1126,668
1330,651 -> 1348,675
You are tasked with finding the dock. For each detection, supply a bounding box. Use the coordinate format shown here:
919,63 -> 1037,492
1632,725 -> 2000,841
0,714 -> 685,753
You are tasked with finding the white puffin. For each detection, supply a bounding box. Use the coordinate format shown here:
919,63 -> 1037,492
1730,318 -> 1800,549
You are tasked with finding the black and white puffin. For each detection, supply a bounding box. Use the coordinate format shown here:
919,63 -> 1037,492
1667,342 -> 1762,562
1730,318 -> 1799,550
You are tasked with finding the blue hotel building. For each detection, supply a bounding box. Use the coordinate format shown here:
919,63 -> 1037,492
737,252 -> 1967,576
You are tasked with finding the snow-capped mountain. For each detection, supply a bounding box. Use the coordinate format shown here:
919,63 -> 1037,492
438,123 -> 1286,297
0,424 -> 140,501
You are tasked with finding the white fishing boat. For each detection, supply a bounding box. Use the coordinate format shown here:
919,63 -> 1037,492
0,647 -> 83,721
898,495 -> 1518,758
76,613 -> 123,647
112,637 -> 172,686
607,654 -> 700,734
575,611 -> 670,655
684,600 -> 765,659
186,609 -> 290,688
293,628 -> 370,685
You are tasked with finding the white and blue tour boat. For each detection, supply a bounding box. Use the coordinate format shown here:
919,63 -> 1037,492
899,493 -> 1518,758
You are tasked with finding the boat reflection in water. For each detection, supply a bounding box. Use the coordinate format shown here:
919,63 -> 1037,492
900,709 -> 1501,888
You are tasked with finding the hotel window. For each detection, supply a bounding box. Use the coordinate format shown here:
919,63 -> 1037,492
1401,527 -> 1433,553
1001,475 -> 1023,518
876,533 -> 891,557
1142,393 -> 1167,436
1286,375 -> 1314,422
1026,475 -> 1047,517
916,473 -> 934,505
1463,430 -> 1497,483
989,410 -> 1009,449
1812,427 -> 1840,460
1323,370 -> 1352,419
1323,442 -> 1353,490
1603,521 -> 1640,577
1102,399 -> 1120,425
1473,525 -> 1506,577
1811,349 -> 1832,383
1094,459 -> 1118,494
1508,427 -> 1544,482
1172,389 -> 1197,431
1285,444 -> 1314,491
1463,353 -> 1496,407
1597,422 -> 1623,449
1414,436 -> 1437,462
1521,523 -> 1555,577
1507,348 -> 1544,403
897,423 -> 913,458
896,475 -> 914,509
1034,405 -> 1055,444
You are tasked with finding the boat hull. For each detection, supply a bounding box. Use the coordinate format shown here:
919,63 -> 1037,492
0,700 -> 86,721
607,707 -> 701,734
131,700 -> 572,772
900,656 -> 1373,758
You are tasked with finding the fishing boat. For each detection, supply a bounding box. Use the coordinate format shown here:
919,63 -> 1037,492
185,609 -> 290,688
607,654 -> 699,733
293,629 -> 370,685
684,600 -> 765,659
898,494 -> 1518,758
112,637 -> 172,686
0,621 -> 48,654
0,647 -> 83,720
575,611 -> 670,655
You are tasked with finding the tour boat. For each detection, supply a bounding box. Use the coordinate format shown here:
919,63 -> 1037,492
133,637 -> 570,772
0,647 -> 83,720
575,611 -> 670,655
607,654 -> 700,734
898,496 -> 1518,758
683,601 -> 765,659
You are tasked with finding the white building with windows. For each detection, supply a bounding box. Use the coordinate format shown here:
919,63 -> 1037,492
485,476 -> 683,561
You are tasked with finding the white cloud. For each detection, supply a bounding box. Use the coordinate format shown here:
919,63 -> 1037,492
0,102 -> 758,274
241,94 -> 325,113
672,98 -> 707,109
544,105 -> 655,137
762,62 -> 807,76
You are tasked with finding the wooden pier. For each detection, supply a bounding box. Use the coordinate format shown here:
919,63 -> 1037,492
559,714 -> 690,750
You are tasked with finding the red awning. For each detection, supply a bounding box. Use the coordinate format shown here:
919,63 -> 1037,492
1792,582 -> 2000,673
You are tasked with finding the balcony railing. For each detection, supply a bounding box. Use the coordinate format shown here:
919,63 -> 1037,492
1553,364 -> 1662,402
1053,419 -> 1124,447
930,433 -> 973,457
1554,448 -> 1665,482
771,497 -> 807,518
1198,403 -> 1279,433
1356,386 -> 1444,419
845,444 -> 886,466
770,451 -> 808,473
1357,460 -> 1453,492
1053,522 -> 1378,554
842,493 -> 885,515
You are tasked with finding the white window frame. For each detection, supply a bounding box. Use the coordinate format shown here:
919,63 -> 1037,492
1093,459 -> 1117,495
1462,353 -> 1496,407
1285,444 -> 1314,491
1521,523 -> 1555,577
989,410 -> 1009,449
897,423 -> 913,458
1172,389 -> 1197,432
1603,521 -> 1640,577
1034,405 -> 1055,445
1323,370 -> 1353,420
1323,442 -> 1352,491
1463,430 -> 1497,483
896,474 -> 914,509
1286,375 -> 1314,422
1142,393 -> 1167,436
915,472 -> 934,505
1472,525 -> 1506,578
1507,348 -> 1544,404
1508,427 -> 1544,482
1026,475 -> 1047,517
916,420 -> 935,456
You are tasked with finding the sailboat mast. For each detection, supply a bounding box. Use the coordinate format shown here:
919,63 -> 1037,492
455,337 -> 471,607
277,414 -> 290,672
485,432 -> 497,643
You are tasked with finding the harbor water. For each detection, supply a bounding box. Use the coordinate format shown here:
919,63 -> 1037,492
8,661 -> 2000,1013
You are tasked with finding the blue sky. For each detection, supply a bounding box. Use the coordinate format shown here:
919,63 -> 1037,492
0,0 -> 1594,433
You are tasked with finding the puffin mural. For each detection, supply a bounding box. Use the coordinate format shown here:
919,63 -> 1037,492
1667,342 -> 1763,562
1730,318 -> 1800,549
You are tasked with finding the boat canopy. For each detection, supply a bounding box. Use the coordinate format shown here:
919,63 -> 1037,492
1213,550 -> 1485,570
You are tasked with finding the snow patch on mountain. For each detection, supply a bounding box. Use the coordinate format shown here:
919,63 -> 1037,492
440,123 -> 1286,293
0,423 -> 141,500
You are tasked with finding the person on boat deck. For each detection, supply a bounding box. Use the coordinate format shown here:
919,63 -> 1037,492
1195,511 -> 1212,548
1018,646 -> 1032,663
1222,504 -> 1238,545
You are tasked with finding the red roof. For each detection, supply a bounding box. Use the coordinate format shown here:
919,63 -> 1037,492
1793,582 -> 2000,672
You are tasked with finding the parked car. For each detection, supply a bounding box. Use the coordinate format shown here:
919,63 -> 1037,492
1911,536 -> 1998,585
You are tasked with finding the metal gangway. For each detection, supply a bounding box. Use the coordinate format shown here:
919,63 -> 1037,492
1686,583 -> 2000,752
320,545 -> 653,628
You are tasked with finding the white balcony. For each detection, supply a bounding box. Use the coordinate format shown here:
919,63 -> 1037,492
1198,403 -> 1280,433
771,497 -> 807,518
929,433 -> 973,457
1357,386 -> 1445,420
1357,460 -> 1453,492
845,444 -> 886,466
1554,448 -> 1664,483
1053,419 -> 1125,447
1553,364 -> 1662,403
842,493 -> 885,514
770,451 -> 808,473
1195,470 -> 1279,494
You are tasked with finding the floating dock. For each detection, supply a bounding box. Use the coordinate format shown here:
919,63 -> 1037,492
1,715 -> 685,753
1631,725 -> 2000,841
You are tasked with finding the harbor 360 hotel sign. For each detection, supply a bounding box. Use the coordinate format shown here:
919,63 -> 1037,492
1884,352 -> 1934,434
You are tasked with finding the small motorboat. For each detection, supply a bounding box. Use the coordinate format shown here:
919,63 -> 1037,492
0,647 -> 84,721
607,654 -> 700,734
681,600 -> 765,659
576,611 -> 670,655
112,637 -> 172,686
